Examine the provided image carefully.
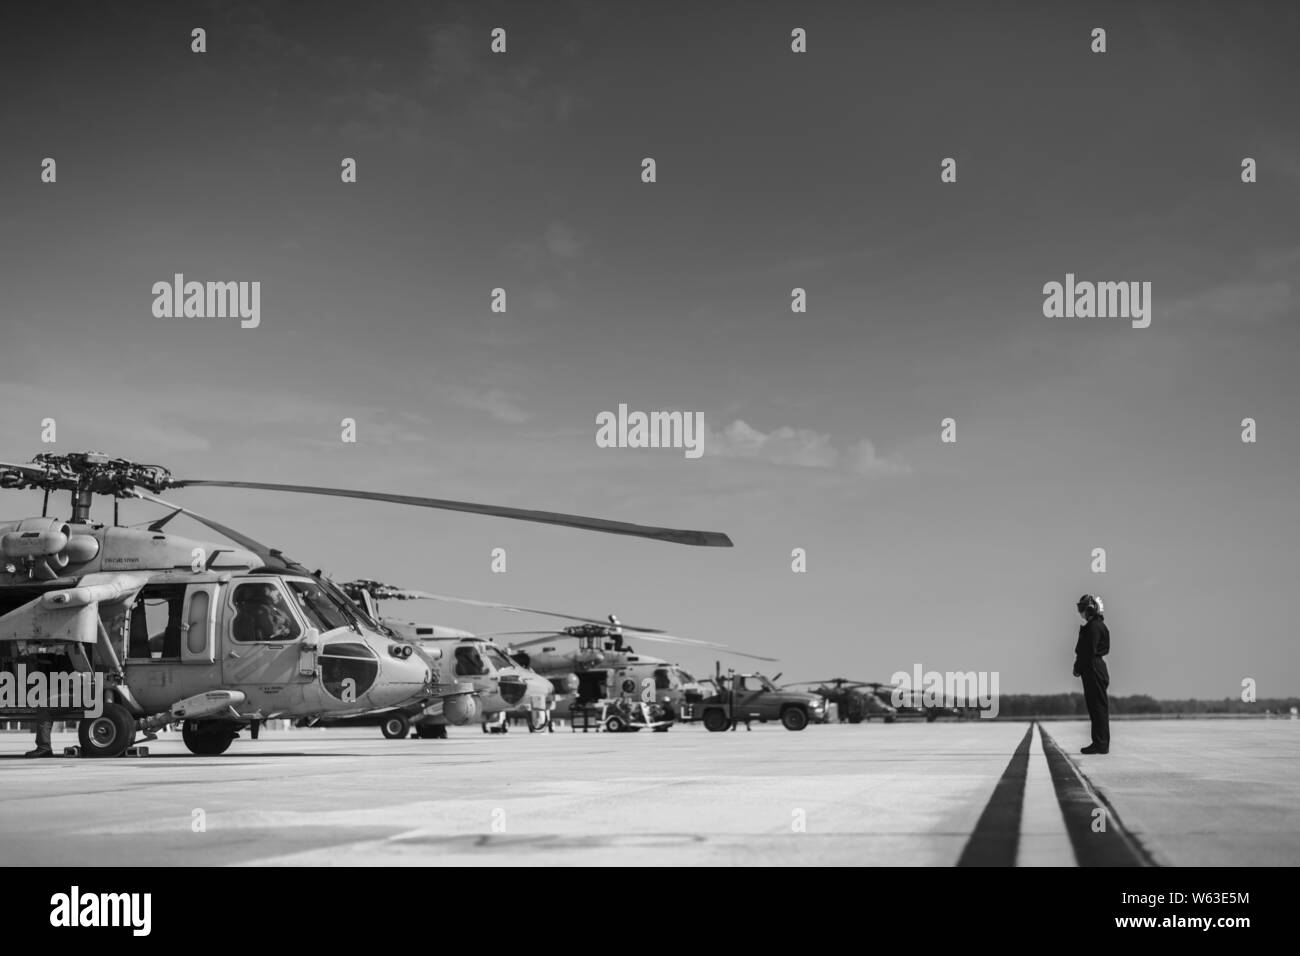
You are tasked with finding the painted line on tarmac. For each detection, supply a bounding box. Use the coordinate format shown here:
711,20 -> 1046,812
1038,723 -> 1155,867
1015,723 -> 1076,865
956,722 -> 1033,866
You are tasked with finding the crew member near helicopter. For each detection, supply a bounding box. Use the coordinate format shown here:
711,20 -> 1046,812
232,583 -> 298,642
24,649 -> 57,759
1072,594 -> 1111,754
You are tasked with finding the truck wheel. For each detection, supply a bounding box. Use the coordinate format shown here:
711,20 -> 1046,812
181,719 -> 238,756
702,710 -> 729,733
78,702 -> 135,758
604,714 -> 627,733
780,707 -> 809,731
381,713 -> 410,739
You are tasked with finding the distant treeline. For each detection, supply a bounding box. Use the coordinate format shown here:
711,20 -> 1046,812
994,694 -> 1300,717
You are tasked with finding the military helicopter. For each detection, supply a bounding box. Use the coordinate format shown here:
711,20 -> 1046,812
0,452 -> 732,757
363,591 -> 776,725
332,579 -> 555,738
781,678 -> 899,723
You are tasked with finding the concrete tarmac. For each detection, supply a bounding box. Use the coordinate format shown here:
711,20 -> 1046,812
0,719 -> 1294,866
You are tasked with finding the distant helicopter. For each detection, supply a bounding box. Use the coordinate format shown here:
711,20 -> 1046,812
365,591 -> 775,725
0,452 -> 733,756
334,579 -> 555,738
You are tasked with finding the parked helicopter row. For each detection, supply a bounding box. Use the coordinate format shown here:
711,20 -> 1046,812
0,451 -> 731,756
0,451 -> 961,757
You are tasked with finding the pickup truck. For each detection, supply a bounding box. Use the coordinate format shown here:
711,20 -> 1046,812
692,672 -> 827,731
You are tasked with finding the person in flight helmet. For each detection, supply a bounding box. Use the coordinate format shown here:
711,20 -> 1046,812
232,583 -> 299,643
1072,594 -> 1111,754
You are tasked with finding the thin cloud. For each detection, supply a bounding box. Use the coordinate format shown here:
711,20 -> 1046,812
440,385 -> 533,424
705,419 -> 908,475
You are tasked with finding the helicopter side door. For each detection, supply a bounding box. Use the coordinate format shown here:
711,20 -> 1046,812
181,584 -> 218,664
220,580 -> 314,689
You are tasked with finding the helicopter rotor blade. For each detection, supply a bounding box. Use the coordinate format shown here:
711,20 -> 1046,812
132,492 -> 301,570
439,592 -> 779,660
501,629 -> 777,662
476,630 -> 575,640
0,461 -> 53,481
505,634 -> 583,649
168,479 -> 733,548
362,591 -> 670,634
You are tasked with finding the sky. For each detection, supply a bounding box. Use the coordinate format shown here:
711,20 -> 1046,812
1,0 -> 1297,697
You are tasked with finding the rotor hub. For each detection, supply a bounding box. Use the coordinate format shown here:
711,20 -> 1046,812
0,452 -> 173,497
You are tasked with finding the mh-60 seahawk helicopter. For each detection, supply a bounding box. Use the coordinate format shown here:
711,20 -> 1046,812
356,590 -> 775,726
0,452 -> 732,757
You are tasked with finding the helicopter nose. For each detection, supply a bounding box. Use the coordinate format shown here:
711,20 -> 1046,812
369,647 -> 433,708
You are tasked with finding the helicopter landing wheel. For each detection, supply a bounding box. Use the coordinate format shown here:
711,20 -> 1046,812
181,719 -> 238,756
381,713 -> 410,739
77,702 -> 135,758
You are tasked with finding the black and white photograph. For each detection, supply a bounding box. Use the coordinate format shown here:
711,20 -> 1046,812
1,0 -> 1295,929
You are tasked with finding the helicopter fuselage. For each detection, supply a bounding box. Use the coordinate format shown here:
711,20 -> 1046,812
382,622 -> 553,725
512,641 -> 703,720
0,518 -> 444,726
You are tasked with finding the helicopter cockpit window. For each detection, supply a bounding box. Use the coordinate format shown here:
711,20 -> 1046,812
287,581 -> 351,634
128,584 -> 187,659
231,583 -> 301,643
454,645 -> 487,677
654,668 -> 672,690
482,646 -> 515,671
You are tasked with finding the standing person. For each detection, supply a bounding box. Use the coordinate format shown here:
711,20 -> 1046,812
24,651 -> 56,758
1073,594 -> 1111,754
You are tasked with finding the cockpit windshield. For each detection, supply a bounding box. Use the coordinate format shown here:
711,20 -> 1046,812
483,646 -> 516,670
288,580 -> 353,633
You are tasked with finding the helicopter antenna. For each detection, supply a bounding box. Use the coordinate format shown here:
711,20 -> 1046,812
146,509 -> 185,532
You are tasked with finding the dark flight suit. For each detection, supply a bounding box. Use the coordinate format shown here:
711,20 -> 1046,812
26,652 -> 56,756
1074,613 -> 1111,749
